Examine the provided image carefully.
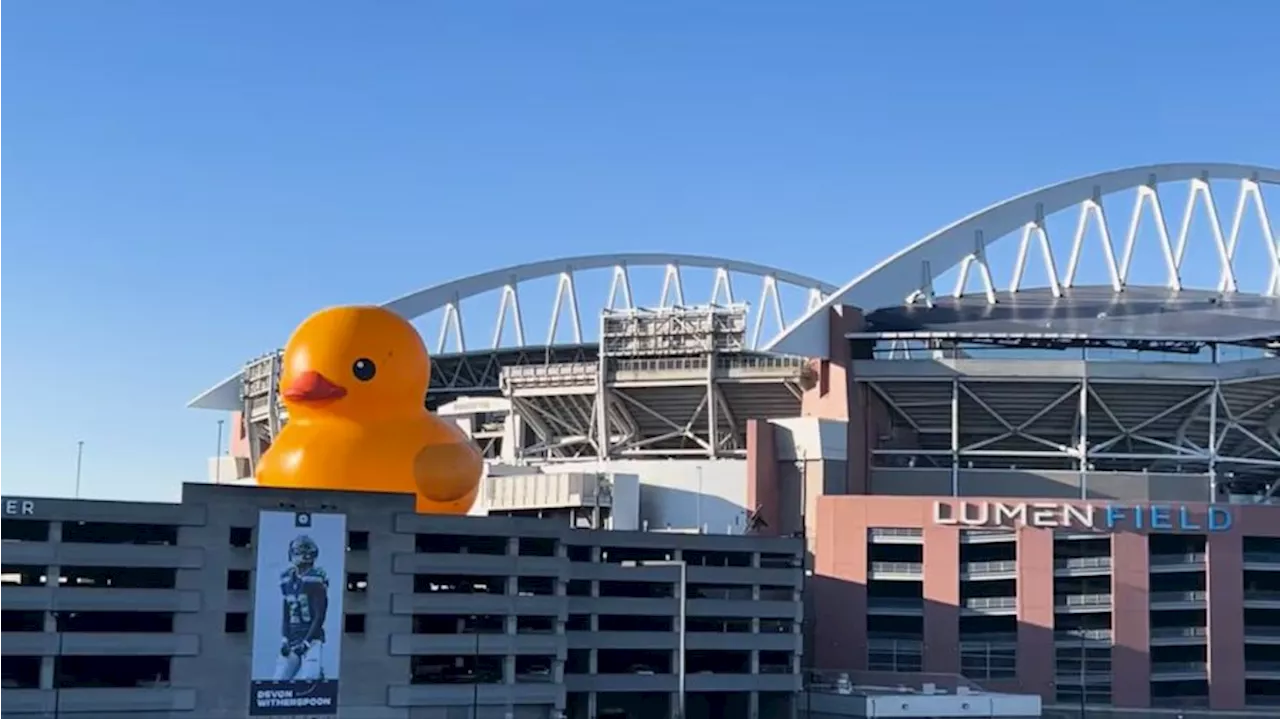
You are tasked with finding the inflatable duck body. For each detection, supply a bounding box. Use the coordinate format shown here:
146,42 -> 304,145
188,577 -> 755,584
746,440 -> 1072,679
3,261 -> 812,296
255,305 -> 483,514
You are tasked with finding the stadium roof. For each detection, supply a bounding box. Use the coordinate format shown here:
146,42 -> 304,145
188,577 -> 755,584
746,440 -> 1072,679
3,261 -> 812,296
766,162 -> 1280,358
188,253 -> 837,411
860,285 -> 1280,345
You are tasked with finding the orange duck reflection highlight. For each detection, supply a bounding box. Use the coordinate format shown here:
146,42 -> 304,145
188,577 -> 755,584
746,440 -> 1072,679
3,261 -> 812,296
254,305 -> 484,514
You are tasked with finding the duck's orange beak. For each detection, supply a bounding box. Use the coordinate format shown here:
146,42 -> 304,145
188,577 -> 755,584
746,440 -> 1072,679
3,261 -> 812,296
283,371 -> 348,403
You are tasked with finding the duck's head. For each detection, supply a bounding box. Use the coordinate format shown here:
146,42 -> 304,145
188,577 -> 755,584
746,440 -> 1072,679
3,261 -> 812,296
279,305 -> 430,421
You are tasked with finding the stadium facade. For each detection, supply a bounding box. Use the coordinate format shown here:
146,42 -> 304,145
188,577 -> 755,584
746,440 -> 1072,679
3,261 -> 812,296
8,162 -> 1277,718
753,163 -> 1280,714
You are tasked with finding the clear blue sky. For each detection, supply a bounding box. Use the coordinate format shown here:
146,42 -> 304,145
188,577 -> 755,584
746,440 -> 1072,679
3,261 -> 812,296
5,1 -> 1279,502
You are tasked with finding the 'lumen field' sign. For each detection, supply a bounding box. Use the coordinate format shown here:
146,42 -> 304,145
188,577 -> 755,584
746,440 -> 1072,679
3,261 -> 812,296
932,501 -> 1233,532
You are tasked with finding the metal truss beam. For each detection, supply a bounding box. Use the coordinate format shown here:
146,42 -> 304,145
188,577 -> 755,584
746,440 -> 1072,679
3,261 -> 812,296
862,374 -> 1280,500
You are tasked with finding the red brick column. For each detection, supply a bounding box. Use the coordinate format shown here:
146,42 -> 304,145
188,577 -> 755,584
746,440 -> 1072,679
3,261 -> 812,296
745,419 -> 779,536
1016,528 -> 1056,699
1207,532 -> 1245,710
813,500 -> 868,670
1110,531 -> 1150,709
922,525 -> 960,675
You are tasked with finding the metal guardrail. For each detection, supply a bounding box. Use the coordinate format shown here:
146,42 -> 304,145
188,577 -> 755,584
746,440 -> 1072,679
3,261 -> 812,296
1055,628 -> 1113,640
1049,665 -> 1111,675
1245,661 -> 1280,671
868,528 -> 923,539
867,637 -> 923,650
1150,661 -> 1207,674
1055,593 -> 1113,607
1150,626 -> 1207,639
1244,590 -> 1280,602
1148,552 -> 1206,565
868,561 -> 923,575
960,529 -> 1016,541
1243,551 -> 1280,563
962,560 -> 1017,575
1055,532 -> 1109,541
1150,590 -> 1208,603
1054,556 -> 1112,570
963,596 -> 1017,609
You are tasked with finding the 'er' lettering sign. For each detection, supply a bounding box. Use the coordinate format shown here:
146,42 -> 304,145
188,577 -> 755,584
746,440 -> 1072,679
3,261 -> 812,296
4,500 -> 36,516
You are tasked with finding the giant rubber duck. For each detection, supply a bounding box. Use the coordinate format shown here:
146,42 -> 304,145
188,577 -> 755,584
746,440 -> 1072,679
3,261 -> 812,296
255,305 -> 484,514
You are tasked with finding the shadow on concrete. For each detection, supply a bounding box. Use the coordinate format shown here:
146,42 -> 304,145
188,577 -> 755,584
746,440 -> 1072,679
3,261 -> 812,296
805,572 -> 1055,713
639,483 -> 748,535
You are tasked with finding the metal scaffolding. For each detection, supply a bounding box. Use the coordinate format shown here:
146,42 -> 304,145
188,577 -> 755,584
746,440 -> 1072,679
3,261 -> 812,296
861,359 -> 1280,499
502,305 -> 806,461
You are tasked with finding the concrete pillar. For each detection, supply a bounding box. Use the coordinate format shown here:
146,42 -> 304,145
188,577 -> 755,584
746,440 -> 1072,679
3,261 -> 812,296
43,522 -> 62,693
1015,528 -> 1055,699
1206,532 -> 1245,710
746,419 -> 780,536
922,525 -> 960,675
1110,532 -> 1150,709
41,601 -> 58,690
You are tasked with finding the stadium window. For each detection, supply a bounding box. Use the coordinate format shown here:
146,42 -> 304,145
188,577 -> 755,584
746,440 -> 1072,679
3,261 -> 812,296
344,613 -> 366,634
347,572 -> 369,592
347,531 -> 370,552
224,612 -> 248,633
229,527 -> 253,548
226,570 -> 250,591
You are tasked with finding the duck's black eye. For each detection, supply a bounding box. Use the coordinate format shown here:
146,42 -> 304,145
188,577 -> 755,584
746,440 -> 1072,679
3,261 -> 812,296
352,358 -> 377,382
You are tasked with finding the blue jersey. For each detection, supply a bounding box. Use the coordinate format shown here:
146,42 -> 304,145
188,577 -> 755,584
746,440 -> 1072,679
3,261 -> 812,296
280,565 -> 328,644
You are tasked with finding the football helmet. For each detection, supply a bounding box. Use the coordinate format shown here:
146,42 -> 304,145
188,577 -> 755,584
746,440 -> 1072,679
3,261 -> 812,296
288,535 -> 320,567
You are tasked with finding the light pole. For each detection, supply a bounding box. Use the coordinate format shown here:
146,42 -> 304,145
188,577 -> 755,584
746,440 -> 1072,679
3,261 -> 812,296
623,560 -> 686,719
215,420 -> 225,483
695,466 -> 703,533
74,441 -> 85,498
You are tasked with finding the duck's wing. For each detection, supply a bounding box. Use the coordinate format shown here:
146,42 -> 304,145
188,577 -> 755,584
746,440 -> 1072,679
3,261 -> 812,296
416,483 -> 480,516
412,436 -> 483,507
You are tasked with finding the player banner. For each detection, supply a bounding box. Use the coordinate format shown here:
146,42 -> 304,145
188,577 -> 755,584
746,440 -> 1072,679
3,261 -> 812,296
249,510 -> 345,716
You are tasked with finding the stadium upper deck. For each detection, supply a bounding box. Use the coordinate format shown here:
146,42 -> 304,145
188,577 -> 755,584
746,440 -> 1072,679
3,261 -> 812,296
192,257 -> 840,474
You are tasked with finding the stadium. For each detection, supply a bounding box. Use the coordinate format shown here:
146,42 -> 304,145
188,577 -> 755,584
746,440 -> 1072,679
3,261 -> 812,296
4,161 -> 1279,719
191,161 -> 1280,713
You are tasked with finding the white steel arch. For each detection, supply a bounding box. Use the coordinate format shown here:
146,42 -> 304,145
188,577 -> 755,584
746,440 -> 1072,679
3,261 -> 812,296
189,253 -> 837,410
766,162 -> 1280,358
381,252 -> 837,354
